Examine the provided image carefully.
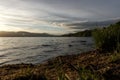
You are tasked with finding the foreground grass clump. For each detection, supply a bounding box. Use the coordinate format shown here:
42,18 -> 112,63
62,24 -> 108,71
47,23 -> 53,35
0,64 -> 48,80
92,22 -> 120,52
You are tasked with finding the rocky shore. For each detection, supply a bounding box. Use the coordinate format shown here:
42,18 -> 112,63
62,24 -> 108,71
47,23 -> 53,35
0,50 -> 120,80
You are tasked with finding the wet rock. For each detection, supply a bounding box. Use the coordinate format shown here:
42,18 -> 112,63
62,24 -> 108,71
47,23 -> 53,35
68,44 -> 72,47
80,40 -> 86,42
42,44 -> 51,47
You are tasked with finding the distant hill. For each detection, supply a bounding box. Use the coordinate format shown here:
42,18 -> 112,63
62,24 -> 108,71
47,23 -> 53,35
62,30 -> 93,37
0,31 -> 57,37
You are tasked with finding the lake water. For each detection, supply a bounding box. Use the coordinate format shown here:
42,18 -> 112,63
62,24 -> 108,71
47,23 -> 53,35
0,37 -> 94,65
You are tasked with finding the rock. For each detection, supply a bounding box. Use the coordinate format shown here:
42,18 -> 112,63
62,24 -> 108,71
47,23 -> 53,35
68,44 -> 72,47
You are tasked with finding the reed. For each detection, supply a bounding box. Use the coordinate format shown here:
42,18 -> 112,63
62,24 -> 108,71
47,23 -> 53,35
92,22 -> 120,52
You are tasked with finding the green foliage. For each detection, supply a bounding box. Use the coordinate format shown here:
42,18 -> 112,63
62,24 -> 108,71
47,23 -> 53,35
110,52 -> 120,62
92,22 -> 120,52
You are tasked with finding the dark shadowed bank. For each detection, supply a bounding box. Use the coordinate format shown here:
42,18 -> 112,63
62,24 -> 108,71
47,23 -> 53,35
0,50 -> 120,80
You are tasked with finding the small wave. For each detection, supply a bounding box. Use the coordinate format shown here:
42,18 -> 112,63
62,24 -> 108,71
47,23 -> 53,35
42,44 -> 52,47
12,46 -> 29,50
71,40 -> 87,43
81,43 -> 87,45
0,55 -> 6,57
0,49 -> 11,52
0,58 -> 23,66
30,45 -> 41,50
30,44 -> 53,50
0,60 -> 15,65
44,50 -> 57,53
0,46 -> 29,52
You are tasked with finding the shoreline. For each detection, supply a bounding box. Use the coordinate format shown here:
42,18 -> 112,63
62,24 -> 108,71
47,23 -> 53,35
0,50 -> 120,80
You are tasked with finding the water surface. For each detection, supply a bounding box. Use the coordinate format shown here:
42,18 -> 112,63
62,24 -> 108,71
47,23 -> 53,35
0,37 -> 94,65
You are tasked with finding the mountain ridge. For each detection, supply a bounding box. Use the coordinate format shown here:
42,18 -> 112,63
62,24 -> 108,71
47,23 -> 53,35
0,31 -> 57,37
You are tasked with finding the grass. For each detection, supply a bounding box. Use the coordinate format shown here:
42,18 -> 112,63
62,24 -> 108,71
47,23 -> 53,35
57,60 -> 100,80
1,67 -> 47,80
68,64 -> 101,80
92,22 -> 120,52
110,52 -> 120,62
1,50 -> 120,80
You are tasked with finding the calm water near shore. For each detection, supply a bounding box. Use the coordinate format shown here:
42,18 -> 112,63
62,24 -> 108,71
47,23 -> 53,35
0,37 -> 94,65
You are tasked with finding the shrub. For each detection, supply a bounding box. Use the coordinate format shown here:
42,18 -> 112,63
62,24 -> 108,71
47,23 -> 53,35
92,22 -> 120,52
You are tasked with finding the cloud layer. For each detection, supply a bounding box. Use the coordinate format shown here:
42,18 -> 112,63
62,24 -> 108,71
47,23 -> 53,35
0,0 -> 120,34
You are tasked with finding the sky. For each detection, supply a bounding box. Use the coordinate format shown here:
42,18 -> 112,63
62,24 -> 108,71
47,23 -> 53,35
0,0 -> 120,34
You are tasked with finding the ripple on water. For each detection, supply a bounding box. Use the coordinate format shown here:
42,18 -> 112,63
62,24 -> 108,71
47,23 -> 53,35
0,37 -> 94,66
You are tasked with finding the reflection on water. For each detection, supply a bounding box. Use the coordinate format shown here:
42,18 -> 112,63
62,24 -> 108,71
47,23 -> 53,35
0,37 -> 94,65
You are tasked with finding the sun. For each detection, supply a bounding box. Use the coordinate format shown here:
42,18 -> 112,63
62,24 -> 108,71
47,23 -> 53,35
0,13 -> 10,31
0,14 -> 20,32
0,26 -> 10,31
0,18 -> 11,31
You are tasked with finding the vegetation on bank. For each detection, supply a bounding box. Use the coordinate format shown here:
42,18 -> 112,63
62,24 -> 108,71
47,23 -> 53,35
92,21 -> 120,52
0,22 -> 120,80
0,51 -> 120,80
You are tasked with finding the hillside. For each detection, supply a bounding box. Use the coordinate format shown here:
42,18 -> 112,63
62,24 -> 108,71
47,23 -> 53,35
62,30 -> 93,37
0,31 -> 56,37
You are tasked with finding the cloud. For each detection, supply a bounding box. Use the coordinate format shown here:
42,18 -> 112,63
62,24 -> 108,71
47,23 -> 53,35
65,18 -> 120,30
0,0 -> 120,34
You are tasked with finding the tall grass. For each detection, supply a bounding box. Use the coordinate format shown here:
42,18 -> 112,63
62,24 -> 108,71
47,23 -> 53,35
92,22 -> 120,52
69,64 -> 101,80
